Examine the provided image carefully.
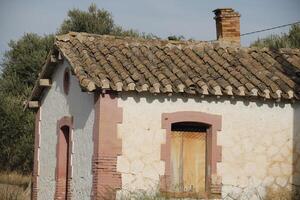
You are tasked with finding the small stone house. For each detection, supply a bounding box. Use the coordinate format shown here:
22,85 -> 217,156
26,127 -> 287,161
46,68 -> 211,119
27,8 -> 300,200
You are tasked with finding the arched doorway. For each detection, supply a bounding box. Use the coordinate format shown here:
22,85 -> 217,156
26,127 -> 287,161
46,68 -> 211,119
55,117 -> 73,200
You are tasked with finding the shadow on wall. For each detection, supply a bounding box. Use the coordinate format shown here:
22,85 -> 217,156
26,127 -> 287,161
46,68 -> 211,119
67,83 -> 93,130
120,89 -> 289,114
53,65 -> 93,130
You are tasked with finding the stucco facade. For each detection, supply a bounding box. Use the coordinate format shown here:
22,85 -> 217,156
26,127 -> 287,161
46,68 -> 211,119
35,66 -> 300,199
116,93 -> 300,199
37,61 -> 95,200
36,78 -> 300,199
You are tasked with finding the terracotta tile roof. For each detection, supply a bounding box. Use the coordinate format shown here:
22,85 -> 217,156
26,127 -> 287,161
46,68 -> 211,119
31,32 -> 300,103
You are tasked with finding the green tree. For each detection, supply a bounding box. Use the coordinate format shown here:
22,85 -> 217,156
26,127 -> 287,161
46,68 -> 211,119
58,3 -> 156,38
0,92 -> 34,172
0,34 -> 53,173
288,24 -> 300,48
251,24 -> 300,49
167,35 -> 185,41
59,3 -> 114,35
1,34 -> 54,96
0,3 -> 155,173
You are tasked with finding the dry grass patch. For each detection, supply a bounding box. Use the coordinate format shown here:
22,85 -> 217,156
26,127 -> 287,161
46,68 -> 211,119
265,186 -> 300,200
0,172 -> 30,187
0,184 -> 28,200
0,172 -> 30,200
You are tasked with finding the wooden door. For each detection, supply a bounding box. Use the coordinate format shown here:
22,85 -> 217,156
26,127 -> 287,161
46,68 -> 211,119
171,132 -> 182,192
171,131 -> 206,196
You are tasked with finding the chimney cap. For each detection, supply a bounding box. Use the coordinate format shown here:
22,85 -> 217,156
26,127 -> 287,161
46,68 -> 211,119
213,8 -> 234,13
213,8 -> 240,18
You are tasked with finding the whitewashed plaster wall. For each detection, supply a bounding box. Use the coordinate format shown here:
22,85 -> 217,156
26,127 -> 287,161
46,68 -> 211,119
117,93 -> 299,199
38,61 -> 94,200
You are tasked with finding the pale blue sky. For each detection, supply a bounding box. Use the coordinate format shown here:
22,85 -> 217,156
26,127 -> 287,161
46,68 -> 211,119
0,0 -> 300,60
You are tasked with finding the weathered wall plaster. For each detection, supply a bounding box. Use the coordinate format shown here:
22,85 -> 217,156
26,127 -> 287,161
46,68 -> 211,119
293,103 -> 300,196
38,61 -> 94,200
117,93 -> 299,199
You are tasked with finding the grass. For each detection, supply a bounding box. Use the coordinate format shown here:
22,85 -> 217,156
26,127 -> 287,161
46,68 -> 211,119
0,172 -> 30,188
0,184 -> 28,200
0,172 -> 30,200
0,171 -> 298,200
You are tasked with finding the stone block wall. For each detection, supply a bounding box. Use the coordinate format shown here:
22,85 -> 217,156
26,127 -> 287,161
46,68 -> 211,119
220,123 -> 296,199
117,93 -> 300,199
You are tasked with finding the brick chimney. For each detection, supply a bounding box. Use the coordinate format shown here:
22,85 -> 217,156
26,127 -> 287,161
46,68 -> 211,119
213,8 -> 241,46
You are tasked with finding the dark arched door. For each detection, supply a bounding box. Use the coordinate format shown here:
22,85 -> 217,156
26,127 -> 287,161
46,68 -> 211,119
55,125 -> 71,199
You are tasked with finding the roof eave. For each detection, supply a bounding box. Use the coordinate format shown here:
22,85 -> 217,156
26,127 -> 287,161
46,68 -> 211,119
24,48 -> 63,110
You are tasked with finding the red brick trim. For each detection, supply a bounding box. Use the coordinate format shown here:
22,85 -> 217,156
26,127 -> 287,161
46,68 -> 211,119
54,116 -> 73,200
92,92 -> 123,200
32,108 -> 41,200
160,111 -> 222,197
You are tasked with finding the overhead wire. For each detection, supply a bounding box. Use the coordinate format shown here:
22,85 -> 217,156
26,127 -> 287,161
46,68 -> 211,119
240,21 -> 300,36
205,20 -> 300,42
